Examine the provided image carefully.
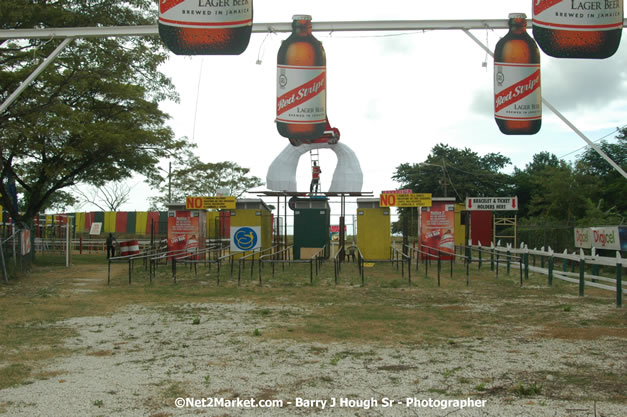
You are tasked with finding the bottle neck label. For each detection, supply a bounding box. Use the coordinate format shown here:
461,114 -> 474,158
276,65 -> 327,124
159,0 -> 253,28
533,0 -> 623,30
494,63 -> 542,121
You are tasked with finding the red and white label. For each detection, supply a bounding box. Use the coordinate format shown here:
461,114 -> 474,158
159,0 -> 253,29
276,65 -> 326,124
494,63 -> 541,121
533,0 -> 623,31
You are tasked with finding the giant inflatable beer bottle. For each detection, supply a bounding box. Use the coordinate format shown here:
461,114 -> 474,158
277,15 -> 327,145
494,13 -> 542,135
159,0 -> 253,55
532,0 -> 623,58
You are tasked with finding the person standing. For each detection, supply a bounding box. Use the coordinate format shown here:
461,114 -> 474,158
310,161 -> 321,194
106,233 -> 117,258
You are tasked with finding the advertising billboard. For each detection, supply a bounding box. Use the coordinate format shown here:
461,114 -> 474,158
168,210 -> 205,259
420,201 -> 455,261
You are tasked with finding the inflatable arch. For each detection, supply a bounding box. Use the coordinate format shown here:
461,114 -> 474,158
266,142 -> 363,193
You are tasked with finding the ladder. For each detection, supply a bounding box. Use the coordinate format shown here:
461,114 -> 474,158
310,149 -> 321,194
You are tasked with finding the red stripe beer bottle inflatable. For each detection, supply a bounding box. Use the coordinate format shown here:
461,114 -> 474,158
494,13 -> 542,135
158,0 -> 253,55
533,0 -> 623,59
277,15 -> 327,146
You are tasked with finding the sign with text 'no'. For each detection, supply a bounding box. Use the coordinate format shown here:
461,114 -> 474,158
379,193 -> 432,208
186,196 -> 236,210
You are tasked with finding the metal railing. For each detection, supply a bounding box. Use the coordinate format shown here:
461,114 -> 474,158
258,245 -> 325,286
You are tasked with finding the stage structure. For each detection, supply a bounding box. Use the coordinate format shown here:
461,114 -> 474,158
266,141 -> 363,193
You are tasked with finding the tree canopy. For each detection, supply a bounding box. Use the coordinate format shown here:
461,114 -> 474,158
393,129 -> 625,230
393,144 -> 512,199
0,0 -> 186,226
147,149 -> 264,210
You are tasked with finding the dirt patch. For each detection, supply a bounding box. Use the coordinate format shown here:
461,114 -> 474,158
1,302 -> 625,416
537,326 -> 627,340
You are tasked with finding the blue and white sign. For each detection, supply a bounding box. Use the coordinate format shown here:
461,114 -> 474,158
231,226 -> 261,252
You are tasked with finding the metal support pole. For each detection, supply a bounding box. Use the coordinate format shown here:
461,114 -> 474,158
172,256 -> 177,284
450,256 -> 453,278
466,259 -> 470,287
462,29 -> 627,180
617,258 -> 622,308
0,38 -> 74,114
437,256 -> 441,287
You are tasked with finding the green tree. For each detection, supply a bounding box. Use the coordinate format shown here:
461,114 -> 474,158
147,150 -> 264,210
525,160 -> 589,222
393,144 -> 512,199
0,0 -> 186,228
511,152 -> 562,218
574,128 -> 626,216
392,144 -> 511,235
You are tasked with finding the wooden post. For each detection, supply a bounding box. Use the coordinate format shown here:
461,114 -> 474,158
579,249 -> 585,297
548,247 -> 553,287
524,245 -> 529,281
490,242 -> 495,271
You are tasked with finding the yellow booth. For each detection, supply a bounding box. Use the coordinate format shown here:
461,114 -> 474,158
356,198 -> 391,260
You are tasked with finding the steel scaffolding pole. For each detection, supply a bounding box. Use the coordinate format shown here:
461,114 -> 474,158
1,19 -> 625,40
0,37 -> 73,114
463,29 -> 627,180
1,19 -> 625,178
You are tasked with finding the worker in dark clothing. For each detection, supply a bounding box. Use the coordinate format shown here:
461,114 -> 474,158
106,233 -> 117,258
310,161 -> 321,194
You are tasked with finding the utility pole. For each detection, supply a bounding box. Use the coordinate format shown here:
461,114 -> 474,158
168,161 -> 172,204
441,160 -> 447,197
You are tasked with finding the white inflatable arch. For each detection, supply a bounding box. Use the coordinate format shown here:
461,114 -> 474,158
266,142 -> 363,192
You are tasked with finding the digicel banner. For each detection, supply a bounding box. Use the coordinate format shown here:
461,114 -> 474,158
380,193 -> 432,208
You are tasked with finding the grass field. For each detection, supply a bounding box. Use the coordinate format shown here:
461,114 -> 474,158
0,254 -> 625,416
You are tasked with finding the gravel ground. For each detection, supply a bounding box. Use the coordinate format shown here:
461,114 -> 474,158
1,302 -> 625,417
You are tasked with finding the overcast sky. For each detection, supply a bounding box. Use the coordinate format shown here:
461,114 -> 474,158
107,0 -> 626,214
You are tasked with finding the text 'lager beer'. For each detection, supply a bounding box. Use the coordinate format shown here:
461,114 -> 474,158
494,13 -> 542,135
532,0 -> 623,59
276,15 -> 327,146
158,0 -> 253,55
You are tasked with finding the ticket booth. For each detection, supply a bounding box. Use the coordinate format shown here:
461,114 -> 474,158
167,204 -> 207,259
229,199 -> 273,256
293,198 -> 330,260
357,198 -> 391,260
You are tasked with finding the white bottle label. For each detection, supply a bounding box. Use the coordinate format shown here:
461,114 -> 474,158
276,65 -> 327,124
159,0 -> 253,29
533,0 -> 623,31
494,63 -> 542,121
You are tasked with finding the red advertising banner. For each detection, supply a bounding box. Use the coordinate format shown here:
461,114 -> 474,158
167,211 -> 204,260
420,201 -> 455,261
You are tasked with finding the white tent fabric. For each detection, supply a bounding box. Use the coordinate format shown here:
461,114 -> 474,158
266,142 -> 363,192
